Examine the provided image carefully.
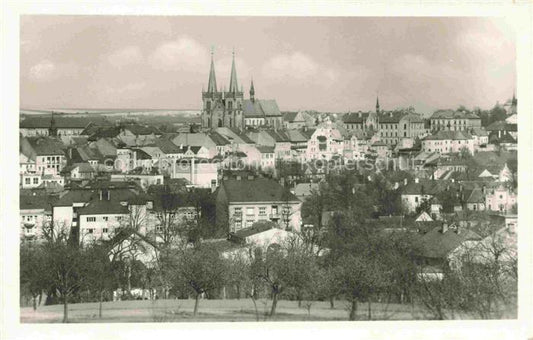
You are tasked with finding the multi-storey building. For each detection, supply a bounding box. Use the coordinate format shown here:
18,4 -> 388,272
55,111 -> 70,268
216,177 -> 302,233
421,131 -> 475,155
429,109 -> 481,132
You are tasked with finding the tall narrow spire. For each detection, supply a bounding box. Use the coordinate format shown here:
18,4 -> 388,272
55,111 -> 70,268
376,94 -> 380,113
249,77 -> 255,101
229,48 -> 239,93
207,47 -> 217,93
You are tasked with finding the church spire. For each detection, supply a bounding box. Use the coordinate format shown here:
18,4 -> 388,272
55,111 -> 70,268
249,77 -> 255,101
207,48 -> 217,93
229,48 -> 239,93
376,94 -> 380,114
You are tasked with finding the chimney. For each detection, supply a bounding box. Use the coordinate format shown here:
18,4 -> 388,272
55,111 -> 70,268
451,178 -> 455,183
236,175 -> 241,180
414,178 -> 419,184
482,185 -> 486,194
99,190 -> 103,200
107,190 -> 110,200
459,184 -> 463,192
403,178 -> 408,186
442,222 -> 448,233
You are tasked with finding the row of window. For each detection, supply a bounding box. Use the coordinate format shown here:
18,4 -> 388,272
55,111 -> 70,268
86,216 -> 123,222
86,227 -> 109,234
43,156 -> 62,163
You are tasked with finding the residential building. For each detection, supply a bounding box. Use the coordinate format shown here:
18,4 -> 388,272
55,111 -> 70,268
429,109 -> 481,132
216,177 -> 302,233
485,184 -> 517,213
306,121 -> 344,160
20,136 -> 67,175
421,131 -> 475,154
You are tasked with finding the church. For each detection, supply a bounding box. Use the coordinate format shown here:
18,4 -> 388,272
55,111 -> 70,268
201,51 -> 283,130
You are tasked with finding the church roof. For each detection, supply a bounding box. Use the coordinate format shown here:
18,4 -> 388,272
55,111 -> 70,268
243,99 -> 281,117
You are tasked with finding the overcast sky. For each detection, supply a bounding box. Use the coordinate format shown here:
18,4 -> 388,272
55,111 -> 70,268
20,16 -> 515,114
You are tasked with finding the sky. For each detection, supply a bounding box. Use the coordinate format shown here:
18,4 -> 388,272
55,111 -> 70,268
20,16 -> 516,114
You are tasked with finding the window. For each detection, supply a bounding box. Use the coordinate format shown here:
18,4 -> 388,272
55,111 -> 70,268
415,197 -> 419,203
246,207 -> 255,216
88,228 -> 94,234
103,216 -> 108,221
103,228 -> 108,234
25,178 -> 30,185
116,216 -> 123,221
33,178 -> 39,184
246,220 -> 254,228
87,217 -> 96,222
259,207 -> 266,216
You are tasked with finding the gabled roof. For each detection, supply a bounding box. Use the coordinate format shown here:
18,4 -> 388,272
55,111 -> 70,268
343,111 -> 370,124
20,194 -> 57,211
123,124 -> 161,136
283,112 -> 299,122
77,198 -> 130,216
465,187 -> 485,204
242,99 -> 281,117
265,130 -> 290,142
133,148 -> 152,160
20,116 -> 107,129
430,109 -> 480,120
285,129 -> 308,143
255,145 -> 275,154
423,130 -> 473,141
221,178 -> 300,203
417,225 -> 481,259
22,137 -> 65,156
73,163 -> 96,173
208,131 -> 230,145
153,138 -> 183,154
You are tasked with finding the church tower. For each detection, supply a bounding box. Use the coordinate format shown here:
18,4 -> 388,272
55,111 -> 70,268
376,95 -> 380,114
223,50 -> 244,129
202,50 -> 222,129
48,111 -> 58,137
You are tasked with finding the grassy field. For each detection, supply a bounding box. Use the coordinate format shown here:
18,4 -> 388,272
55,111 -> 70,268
20,299 -> 437,323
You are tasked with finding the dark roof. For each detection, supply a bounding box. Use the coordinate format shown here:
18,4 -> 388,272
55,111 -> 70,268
20,116 -> 107,129
23,137 -> 65,156
77,199 -> 130,216
233,220 -> 278,239
256,145 -> 275,153
208,131 -> 230,145
266,130 -> 290,142
133,148 -> 152,160
417,225 -> 481,258
430,110 -> 480,120
242,99 -> 281,117
343,112 -> 370,124
153,138 -> 183,154
73,163 -> 96,173
283,112 -> 299,122
221,178 -> 300,203
20,194 -> 57,211
123,124 -> 161,135
54,190 -> 96,206
423,130 -> 473,141
486,121 -> 516,132
464,187 -> 485,204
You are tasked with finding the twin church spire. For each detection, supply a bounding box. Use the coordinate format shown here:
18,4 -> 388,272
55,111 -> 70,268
206,48 -> 249,96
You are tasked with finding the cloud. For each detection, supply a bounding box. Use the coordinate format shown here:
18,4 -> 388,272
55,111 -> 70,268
261,52 -> 338,87
29,60 -> 56,81
148,37 -> 209,71
107,46 -> 143,69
